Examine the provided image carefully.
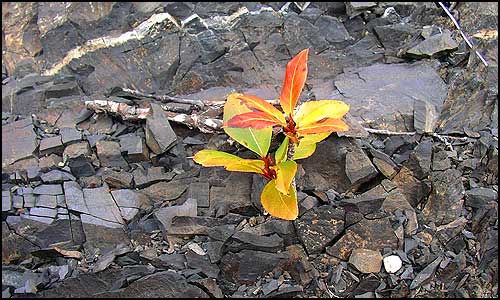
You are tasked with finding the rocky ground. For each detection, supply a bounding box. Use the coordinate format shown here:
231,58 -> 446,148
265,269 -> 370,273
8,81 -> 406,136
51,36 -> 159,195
2,2 -> 498,298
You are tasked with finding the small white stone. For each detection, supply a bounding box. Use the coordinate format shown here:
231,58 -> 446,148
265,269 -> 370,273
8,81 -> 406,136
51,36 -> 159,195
187,242 -> 206,256
383,255 -> 403,273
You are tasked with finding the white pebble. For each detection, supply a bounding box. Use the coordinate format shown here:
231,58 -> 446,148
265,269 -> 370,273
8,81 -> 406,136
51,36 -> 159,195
383,255 -> 403,273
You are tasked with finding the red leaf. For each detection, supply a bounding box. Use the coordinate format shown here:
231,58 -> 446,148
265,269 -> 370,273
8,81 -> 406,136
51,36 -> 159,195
227,111 -> 282,129
280,49 -> 309,116
236,94 -> 286,125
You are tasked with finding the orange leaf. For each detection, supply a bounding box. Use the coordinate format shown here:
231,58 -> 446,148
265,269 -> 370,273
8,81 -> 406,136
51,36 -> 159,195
261,179 -> 298,220
280,49 -> 309,116
294,100 -> 350,128
193,149 -> 264,175
274,160 -> 297,195
227,111 -> 282,129
296,118 -> 349,135
236,94 -> 286,125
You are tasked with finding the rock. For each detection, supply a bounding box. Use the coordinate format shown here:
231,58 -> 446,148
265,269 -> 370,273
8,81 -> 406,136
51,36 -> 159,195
2,191 -> 12,212
93,243 -> 131,273
333,63 -> 448,131
33,184 -> 63,195
422,169 -> 465,226
95,271 -> 208,298
210,172 -> 256,217
63,141 -> 95,177
204,241 -> 224,264
111,189 -> 152,221
413,98 -> 441,134
220,250 -> 290,285
345,147 -> 379,187
119,133 -> 149,162
102,168 -> 133,188
410,256 -> 443,289
340,193 -> 386,215
314,15 -> 353,46
283,15 -> 329,56
39,135 -> 64,156
348,248 -> 383,273
185,250 -> 220,278
373,23 -> 419,50
39,154 -> 63,170
262,279 -> 280,295
465,187 -> 497,208
82,221 -> 130,254
145,103 -> 177,155
132,167 -> 175,188
189,278 -> 224,298
2,119 -> 37,168
96,140 -> 129,169
370,148 -> 399,179
60,127 -> 82,145
294,206 -> 345,254
406,139 -> 432,179
45,81 -> 81,99
12,195 -> 23,208
139,180 -> 187,202
187,181 -> 210,208
227,232 -> 284,253
406,30 -> 458,58
154,198 -> 197,233
168,214 -> 244,236
82,187 -> 124,225
346,2 -> 377,17
327,217 -> 398,260
392,166 -> 430,207
383,255 -> 403,273
35,194 -> 58,208
41,169 -> 76,183
431,149 -> 452,171
158,253 -> 187,270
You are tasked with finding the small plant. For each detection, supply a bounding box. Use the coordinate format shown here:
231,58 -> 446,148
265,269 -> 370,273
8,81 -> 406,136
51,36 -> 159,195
193,49 -> 350,220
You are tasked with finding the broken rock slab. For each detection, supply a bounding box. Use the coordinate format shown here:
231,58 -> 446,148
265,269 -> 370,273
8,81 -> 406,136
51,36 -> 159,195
349,248 -> 383,274
145,103 -> 177,155
96,140 -> 129,169
406,30 -> 458,58
2,118 -> 38,168
154,198 -> 197,233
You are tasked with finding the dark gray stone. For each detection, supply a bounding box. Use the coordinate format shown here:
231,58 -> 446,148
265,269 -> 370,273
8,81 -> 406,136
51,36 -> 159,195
2,119 -> 37,167
185,250 -> 220,278
314,15 -> 353,45
228,232 -> 284,253
345,147 -> 379,186
45,81 -> 81,99
139,180 -> 187,202
39,135 -> 64,155
158,253 -> 187,269
283,15 -> 329,55
220,250 -> 290,284
63,141 -> 95,177
41,169 -> 76,183
422,169 -> 465,225
341,194 -> 386,215
96,140 -> 129,169
119,133 -> 149,162
465,188 -> 498,208
145,103 -> 177,155
60,127 -> 82,145
294,206 -> 345,254
406,139 -> 433,179
154,198 -> 197,233
373,23 -> 419,50
132,166 -> 175,188
410,256 -> 443,289
209,172 -> 256,217
102,168 -> 133,188
168,214 -> 244,236
407,30 -> 458,58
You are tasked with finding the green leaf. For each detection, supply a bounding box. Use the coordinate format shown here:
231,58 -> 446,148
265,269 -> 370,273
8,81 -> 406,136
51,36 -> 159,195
275,137 -> 289,164
224,93 -> 272,157
261,179 -> 298,220
294,143 -> 316,160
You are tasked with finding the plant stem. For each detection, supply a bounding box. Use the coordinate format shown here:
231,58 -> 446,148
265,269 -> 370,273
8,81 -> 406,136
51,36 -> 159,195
287,138 -> 297,195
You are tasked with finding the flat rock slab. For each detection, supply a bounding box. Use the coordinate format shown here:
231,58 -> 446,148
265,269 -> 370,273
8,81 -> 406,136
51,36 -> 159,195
294,206 -> 345,255
349,248 -> 383,273
327,217 -> 399,260
227,232 -> 284,253
139,180 -> 187,202
220,249 -> 290,285
145,103 -> 177,155
82,187 -> 124,225
2,119 -> 37,167
332,63 -> 448,130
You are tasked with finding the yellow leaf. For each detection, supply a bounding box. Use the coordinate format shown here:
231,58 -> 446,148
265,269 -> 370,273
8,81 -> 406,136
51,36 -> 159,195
294,100 -> 350,128
274,160 -> 297,195
261,179 -> 298,220
224,93 -> 272,157
193,150 -> 264,174
299,132 -> 331,144
296,118 -> 349,135
275,137 -> 289,164
294,143 -> 316,160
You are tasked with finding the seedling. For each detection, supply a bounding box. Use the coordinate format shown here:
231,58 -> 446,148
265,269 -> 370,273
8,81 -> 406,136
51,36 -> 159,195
193,49 -> 350,220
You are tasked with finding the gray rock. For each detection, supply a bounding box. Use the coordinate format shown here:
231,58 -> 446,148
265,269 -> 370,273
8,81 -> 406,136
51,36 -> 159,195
60,127 -> 82,145
145,103 -> 177,155
93,243 -> 131,273
23,193 -> 36,208
36,194 -> 58,208
413,98 -> 441,134
432,149 -> 452,171
139,180 -> 187,202
132,166 -> 175,188
204,241 -> 224,264
188,181 -> 210,208
185,250 -> 220,278
12,195 -> 24,208
119,133 -> 149,162
111,189 -> 151,209
407,30 -> 458,58
96,140 -> 129,169
102,168 -> 133,188
370,148 -> 398,179
228,232 -> 284,253
28,207 -> 57,218
63,141 -> 95,177
349,248 -> 383,273
345,148 -> 379,187
410,256 -> 443,289
41,169 -> 76,183
283,15 -> 329,55
158,253 -> 187,270
340,194 -> 386,215
39,135 -> 64,155
422,169 -> 465,226
314,15 -> 353,45
373,23 -> 419,50
154,198 -> 197,233
220,250 -> 290,284
80,214 -> 123,228
262,279 -> 280,295
2,191 -> 12,212
406,139 -> 433,179
82,187 -> 124,225
465,187 -> 498,208
346,2 -> 377,17
392,166 -> 430,207
168,214 -> 244,236
33,184 -> 63,195
210,172 -> 256,217
295,206 -> 345,254
2,119 -> 37,167
189,278 -> 223,298
63,181 -> 88,213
